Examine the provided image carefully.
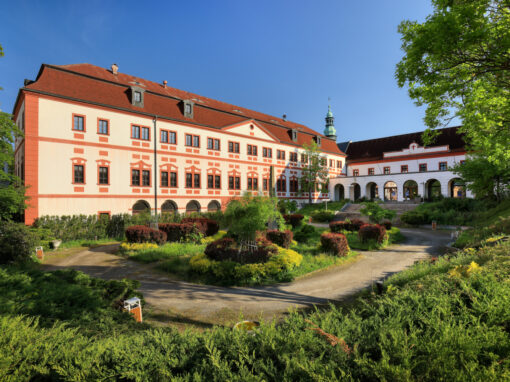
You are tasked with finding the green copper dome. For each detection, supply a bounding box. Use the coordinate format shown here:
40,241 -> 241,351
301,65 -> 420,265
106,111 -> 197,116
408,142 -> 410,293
324,105 -> 336,139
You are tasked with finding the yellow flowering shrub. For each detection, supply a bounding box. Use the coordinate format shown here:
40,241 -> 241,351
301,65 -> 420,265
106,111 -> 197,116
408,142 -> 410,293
188,244 -> 303,285
449,261 -> 482,278
119,242 -> 158,255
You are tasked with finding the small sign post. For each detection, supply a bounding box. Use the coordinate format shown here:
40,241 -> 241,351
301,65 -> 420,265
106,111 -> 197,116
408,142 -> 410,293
35,246 -> 44,260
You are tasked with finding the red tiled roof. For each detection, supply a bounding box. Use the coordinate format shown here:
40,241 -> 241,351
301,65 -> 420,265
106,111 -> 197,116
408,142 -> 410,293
340,126 -> 465,162
22,63 -> 344,155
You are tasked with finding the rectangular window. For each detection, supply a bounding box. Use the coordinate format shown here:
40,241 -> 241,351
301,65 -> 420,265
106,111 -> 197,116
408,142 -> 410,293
134,91 -> 142,103
229,176 -> 234,190
248,177 -> 252,190
384,167 -> 390,175
186,173 -> 193,188
368,168 -> 374,175
263,147 -> 272,158
401,165 -> 408,173
277,150 -> 285,160
290,152 -> 297,162
98,119 -> 108,135
98,166 -> 109,185
168,131 -> 176,144
207,138 -> 220,150
228,141 -> 240,153
73,115 -> 84,131
419,163 -> 427,172
247,177 -> 258,190
247,144 -> 257,156
235,176 -> 240,190
215,175 -> 221,189
161,130 -> 168,143
170,172 -> 177,187
208,174 -> 214,188
74,165 -> 84,183
228,176 -> 240,190
263,178 -> 268,191
277,179 -> 286,192
301,154 -> 308,163
194,173 -> 200,188
353,169 -> 359,176
142,170 -> 150,186
131,169 -> 140,186
337,160 -> 341,168
141,127 -> 150,141
185,134 -> 200,147
439,162 -> 447,171
161,171 -> 169,187
131,125 -> 140,139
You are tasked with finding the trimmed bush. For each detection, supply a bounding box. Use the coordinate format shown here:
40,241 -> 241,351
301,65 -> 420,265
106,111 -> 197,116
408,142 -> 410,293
266,230 -> 293,249
320,232 -> 350,256
310,210 -> 335,222
0,222 -> 41,264
358,224 -> 387,244
329,219 -> 364,232
181,217 -> 219,236
293,224 -> 318,243
159,223 -> 197,242
283,214 -> 304,228
204,237 -> 239,262
382,220 -> 392,230
125,225 -> 167,244
205,236 -> 277,264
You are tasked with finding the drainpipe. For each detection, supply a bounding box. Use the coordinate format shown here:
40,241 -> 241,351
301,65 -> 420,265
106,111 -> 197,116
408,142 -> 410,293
153,116 -> 158,227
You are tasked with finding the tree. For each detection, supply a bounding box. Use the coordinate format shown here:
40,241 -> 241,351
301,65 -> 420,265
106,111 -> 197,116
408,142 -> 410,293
299,141 -> 330,204
396,1 -> 510,166
223,194 -> 283,241
452,155 -> 510,201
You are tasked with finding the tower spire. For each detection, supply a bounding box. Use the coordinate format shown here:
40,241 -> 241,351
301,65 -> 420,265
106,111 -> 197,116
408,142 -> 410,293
324,99 -> 337,140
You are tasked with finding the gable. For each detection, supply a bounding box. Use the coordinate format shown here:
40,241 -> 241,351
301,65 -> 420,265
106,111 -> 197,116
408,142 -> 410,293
221,120 -> 278,142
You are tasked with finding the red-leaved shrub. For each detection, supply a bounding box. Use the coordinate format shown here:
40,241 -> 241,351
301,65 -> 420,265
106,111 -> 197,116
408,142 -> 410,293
159,223 -> 197,242
358,224 -> 387,244
266,229 -> 293,248
329,219 -> 364,232
320,232 -> 350,256
382,220 -> 392,230
283,214 -> 304,228
125,225 -> 167,244
181,217 -> 219,236
205,236 -> 277,264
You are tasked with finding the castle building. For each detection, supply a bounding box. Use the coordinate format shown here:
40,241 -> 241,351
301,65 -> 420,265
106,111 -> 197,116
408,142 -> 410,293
330,126 -> 471,202
13,63 -> 346,224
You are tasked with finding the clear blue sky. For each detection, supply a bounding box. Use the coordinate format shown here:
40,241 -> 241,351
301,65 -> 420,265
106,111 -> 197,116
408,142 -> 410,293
0,0 -> 433,142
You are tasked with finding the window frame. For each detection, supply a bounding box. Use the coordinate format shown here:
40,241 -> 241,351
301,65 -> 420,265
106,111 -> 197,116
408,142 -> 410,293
185,134 -> 200,148
72,114 -> 86,132
160,129 -> 177,145
207,137 -> 221,151
352,169 -> 359,177
98,166 -> 109,185
262,147 -> 272,158
228,141 -> 240,153
439,162 -> 448,171
368,168 -> 375,175
401,165 -> 408,173
73,164 -> 85,184
131,169 -> 140,186
419,163 -> 428,172
130,124 -> 151,141
97,118 -> 109,135
383,167 -> 391,175
142,169 -> 151,186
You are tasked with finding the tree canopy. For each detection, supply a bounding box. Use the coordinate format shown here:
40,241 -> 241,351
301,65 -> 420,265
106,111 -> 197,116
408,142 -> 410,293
396,0 -> 510,165
299,141 -> 330,204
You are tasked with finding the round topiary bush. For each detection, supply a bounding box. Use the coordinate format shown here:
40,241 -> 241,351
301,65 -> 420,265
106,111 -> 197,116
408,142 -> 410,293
266,230 -> 293,248
320,232 -> 350,256
358,224 -> 387,244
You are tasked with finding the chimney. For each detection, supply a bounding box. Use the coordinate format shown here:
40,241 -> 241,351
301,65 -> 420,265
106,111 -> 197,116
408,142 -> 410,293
111,63 -> 118,75
282,114 -> 287,121
163,80 -> 167,88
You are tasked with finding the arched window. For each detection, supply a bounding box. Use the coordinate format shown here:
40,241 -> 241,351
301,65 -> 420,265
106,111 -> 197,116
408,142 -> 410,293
384,181 -> 398,201
132,200 -> 150,215
207,200 -> 221,212
186,200 -> 201,214
161,200 -> 177,214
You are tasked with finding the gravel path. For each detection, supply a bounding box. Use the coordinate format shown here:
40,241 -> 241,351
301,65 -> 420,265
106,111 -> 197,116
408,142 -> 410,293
43,228 -> 451,325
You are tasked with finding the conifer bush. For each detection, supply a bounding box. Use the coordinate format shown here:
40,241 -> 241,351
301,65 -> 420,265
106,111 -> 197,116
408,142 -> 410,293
358,224 -> 387,244
320,232 -> 350,256
265,229 -> 293,248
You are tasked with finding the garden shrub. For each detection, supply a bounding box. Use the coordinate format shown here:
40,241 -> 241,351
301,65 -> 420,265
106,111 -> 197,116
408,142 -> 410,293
266,230 -> 293,248
204,237 -> 277,264
191,245 -> 302,285
320,232 -> 350,256
358,224 -> 387,244
382,220 -> 392,230
278,199 -> 298,214
125,225 -> 167,244
283,213 -> 304,228
204,237 -> 239,262
158,223 -> 198,242
329,219 -> 364,232
181,217 -> 219,236
310,210 -> 335,222
293,224 -> 318,243
0,222 -> 41,264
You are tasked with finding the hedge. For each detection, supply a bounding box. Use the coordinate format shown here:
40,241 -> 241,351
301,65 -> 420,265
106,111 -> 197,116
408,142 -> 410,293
125,225 -> 167,244
181,217 -> 219,236
320,232 -> 350,256
265,230 -> 293,249
158,223 -> 197,242
358,224 -> 387,244
329,219 -> 364,232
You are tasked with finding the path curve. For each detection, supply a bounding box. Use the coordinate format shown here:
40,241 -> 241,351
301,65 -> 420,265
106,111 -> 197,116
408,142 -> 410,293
44,228 -> 450,324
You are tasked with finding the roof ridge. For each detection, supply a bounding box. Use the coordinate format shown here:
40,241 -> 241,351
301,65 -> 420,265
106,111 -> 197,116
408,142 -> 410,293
345,126 -> 461,145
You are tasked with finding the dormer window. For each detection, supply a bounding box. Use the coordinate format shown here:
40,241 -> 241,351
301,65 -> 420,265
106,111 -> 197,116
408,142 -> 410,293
130,86 -> 145,108
183,100 -> 194,118
290,129 -> 298,142
315,135 -> 322,146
